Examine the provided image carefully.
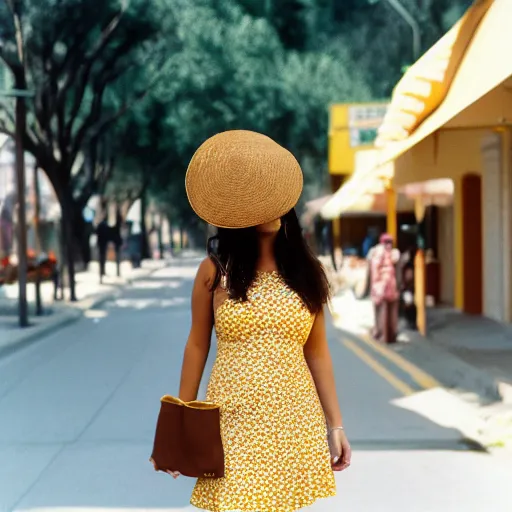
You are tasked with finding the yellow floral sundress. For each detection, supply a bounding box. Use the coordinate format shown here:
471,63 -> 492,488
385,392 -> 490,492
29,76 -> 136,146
190,271 -> 336,512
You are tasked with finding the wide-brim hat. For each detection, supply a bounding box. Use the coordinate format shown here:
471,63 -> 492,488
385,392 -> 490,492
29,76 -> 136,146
185,130 -> 303,229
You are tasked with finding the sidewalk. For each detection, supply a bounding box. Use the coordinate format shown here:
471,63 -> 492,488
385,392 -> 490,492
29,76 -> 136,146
0,259 -> 168,357
416,308 -> 512,390
330,289 -> 512,450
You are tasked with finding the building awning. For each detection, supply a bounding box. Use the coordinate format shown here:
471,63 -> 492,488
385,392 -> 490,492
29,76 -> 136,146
400,179 -> 455,207
377,0 -> 511,165
321,150 -> 394,219
300,195 -> 333,227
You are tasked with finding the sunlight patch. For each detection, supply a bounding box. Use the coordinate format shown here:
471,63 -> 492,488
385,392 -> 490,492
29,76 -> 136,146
113,297 -> 188,309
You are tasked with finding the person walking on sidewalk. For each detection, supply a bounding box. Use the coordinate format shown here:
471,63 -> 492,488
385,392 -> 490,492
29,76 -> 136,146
370,233 -> 400,344
168,131 -> 350,512
96,218 -> 109,284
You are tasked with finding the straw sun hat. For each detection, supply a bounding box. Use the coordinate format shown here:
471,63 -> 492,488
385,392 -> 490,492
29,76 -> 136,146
185,130 -> 303,229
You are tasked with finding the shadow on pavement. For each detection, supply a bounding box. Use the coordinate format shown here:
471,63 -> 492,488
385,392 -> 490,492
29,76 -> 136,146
329,323 -> 486,453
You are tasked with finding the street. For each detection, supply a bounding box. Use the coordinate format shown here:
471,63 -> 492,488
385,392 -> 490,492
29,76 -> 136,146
0,258 -> 510,512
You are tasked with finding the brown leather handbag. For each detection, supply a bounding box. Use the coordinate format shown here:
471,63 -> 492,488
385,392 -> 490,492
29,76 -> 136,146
150,395 -> 225,478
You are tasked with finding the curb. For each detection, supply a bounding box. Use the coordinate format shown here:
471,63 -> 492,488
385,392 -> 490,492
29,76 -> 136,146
0,261 -> 167,359
396,330 -> 502,403
0,308 -> 81,359
330,317 -> 510,451
333,313 -> 502,403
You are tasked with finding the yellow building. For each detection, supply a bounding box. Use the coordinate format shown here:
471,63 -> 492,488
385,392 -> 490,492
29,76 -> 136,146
323,0 -> 512,328
326,103 -> 390,251
329,102 -> 388,177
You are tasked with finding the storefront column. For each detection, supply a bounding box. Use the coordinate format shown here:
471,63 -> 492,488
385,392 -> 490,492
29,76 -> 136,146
330,174 -> 344,258
414,197 -> 426,336
386,184 -> 397,243
332,217 -> 341,250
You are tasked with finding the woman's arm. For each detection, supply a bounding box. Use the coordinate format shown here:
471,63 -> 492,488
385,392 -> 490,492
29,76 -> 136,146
304,307 -> 351,471
178,258 -> 216,402
303,308 -> 343,429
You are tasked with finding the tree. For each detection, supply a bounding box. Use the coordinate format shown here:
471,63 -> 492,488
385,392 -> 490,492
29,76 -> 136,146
329,0 -> 473,98
0,0 -> 167,299
152,0 -> 370,206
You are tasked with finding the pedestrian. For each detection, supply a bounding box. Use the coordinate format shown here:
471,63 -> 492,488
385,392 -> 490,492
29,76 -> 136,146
399,246 -> 417,330
164,131 -> 350,511
112,209 -> 124,278
370,233 -> 401,343
362,226 -> 378,258
96,218 -> 109,283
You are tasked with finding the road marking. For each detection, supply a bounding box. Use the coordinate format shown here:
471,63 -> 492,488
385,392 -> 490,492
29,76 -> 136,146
358,334 -> 441,390
342,339 -> 415,396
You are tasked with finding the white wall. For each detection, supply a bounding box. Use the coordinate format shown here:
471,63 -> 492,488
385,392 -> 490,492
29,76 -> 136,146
481,132 -> 505,321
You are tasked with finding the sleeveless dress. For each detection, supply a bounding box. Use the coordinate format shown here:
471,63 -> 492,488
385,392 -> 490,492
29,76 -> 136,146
190,271 -> 336,512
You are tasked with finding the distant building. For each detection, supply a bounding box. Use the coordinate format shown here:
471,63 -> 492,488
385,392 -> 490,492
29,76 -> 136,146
0,137 -> 61,258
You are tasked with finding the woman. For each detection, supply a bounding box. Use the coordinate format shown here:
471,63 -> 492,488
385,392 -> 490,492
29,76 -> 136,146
173,131 -> 350,512
370,233 -> 400,344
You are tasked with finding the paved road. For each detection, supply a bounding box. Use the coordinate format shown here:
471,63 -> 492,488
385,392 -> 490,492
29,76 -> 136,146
0,258 -> 510,512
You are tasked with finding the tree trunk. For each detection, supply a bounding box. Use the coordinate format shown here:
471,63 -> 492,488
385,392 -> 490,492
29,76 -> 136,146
33,166 -> 43,316
15,89 -> 29,326
73,211 -> 92,267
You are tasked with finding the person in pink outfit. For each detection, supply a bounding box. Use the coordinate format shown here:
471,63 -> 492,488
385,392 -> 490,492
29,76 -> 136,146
370,233 -> 401,343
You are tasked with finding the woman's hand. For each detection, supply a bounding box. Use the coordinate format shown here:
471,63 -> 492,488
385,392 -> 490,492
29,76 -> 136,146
328,429 -> 351,472
149,457 -> 180,479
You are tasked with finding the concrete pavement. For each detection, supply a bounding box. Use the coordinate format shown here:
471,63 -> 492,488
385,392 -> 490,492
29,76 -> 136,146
330,289 -> 512,450
0,257 -> 510,511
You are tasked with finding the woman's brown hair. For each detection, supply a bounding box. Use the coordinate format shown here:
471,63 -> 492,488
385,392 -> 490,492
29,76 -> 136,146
207,209 -> 330,313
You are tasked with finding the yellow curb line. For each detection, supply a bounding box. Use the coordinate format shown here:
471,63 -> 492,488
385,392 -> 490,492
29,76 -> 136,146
342,339 -> 415,396
330,306 -> 441,391
358,334 -> 442,390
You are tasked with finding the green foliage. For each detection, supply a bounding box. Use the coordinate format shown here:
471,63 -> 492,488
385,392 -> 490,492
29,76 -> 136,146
0,0 -> 475,230
134,0 -> 369,221
0,0 -> 165,189
332,0 -> 473,98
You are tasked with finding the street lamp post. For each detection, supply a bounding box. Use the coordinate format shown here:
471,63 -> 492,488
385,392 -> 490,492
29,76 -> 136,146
0,88 -> 35,327
370,0 -> 421,61
3,1 -> 36,327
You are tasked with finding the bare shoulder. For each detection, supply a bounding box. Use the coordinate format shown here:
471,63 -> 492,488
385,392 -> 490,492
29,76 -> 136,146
196,257 -> 217,288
